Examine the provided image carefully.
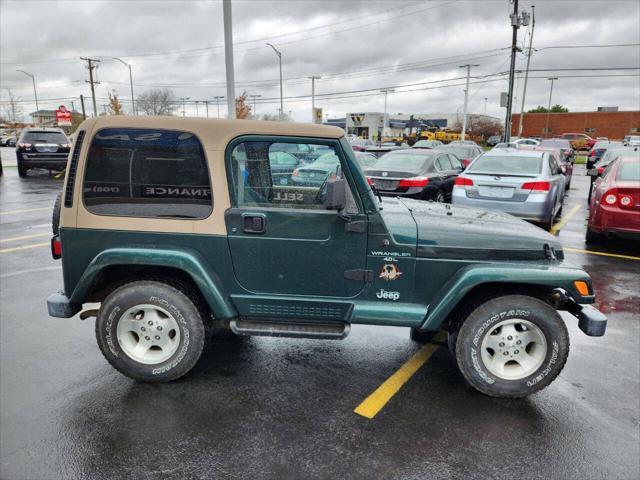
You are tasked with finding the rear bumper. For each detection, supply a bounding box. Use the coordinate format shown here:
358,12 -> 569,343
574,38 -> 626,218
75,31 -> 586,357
18,153 -> 68,169
452,190 -> 553,222
47,292 -> 81,318
588,205 -> 640,237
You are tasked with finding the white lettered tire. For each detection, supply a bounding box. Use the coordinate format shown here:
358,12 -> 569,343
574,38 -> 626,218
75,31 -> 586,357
95,280 -> 205,382
455,295 -> 569,398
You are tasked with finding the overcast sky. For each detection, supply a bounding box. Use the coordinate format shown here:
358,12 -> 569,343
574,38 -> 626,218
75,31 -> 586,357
1,0 -> 639,122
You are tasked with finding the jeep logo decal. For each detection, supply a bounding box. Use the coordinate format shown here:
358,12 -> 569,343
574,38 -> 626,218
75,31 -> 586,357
376,289 -> 400,301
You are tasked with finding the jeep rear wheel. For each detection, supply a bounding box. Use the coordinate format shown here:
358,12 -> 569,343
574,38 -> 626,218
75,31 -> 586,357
455,295 -> 569,398
95,280 -> 205,382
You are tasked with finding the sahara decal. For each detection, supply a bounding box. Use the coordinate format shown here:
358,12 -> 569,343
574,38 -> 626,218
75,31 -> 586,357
379,263 -> 402,281
376,289 -> 400,301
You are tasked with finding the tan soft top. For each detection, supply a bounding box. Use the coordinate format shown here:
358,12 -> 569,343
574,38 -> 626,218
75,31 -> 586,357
78,116 -> 345,150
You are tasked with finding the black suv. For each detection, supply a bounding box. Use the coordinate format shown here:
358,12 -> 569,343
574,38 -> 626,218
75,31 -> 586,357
16,128 -> 70,177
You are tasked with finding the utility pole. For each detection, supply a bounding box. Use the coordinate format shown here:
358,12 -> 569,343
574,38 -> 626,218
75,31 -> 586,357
16,70 -> 39,117
266,43 -> 283,120
112,57 -> 136,115
80,95 -> 86,119
223,0 -> 236,119
459,64 -> 479,141
517,5 -> 535,138
248,94 -> 262,117
504,0 -> 529,142
545,77 -> 558,137
484,97 -> 488,115
309,76 -> 321,123
204,100 -> 209,118
180,97 -> 190,117
379,88 -> 395,141
80,57 -> 100,117
213,96 -> 224,118
195,101 -> 199,117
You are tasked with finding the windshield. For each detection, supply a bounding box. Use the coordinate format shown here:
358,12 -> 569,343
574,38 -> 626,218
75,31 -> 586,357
540,139 -> 570,149
372,152 -> 433,172
467,154 -> 542,175
617,161 -> 640,181
21,131 -> 68,144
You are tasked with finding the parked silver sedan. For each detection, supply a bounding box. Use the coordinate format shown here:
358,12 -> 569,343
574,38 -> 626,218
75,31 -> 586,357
452,148 -> 566,230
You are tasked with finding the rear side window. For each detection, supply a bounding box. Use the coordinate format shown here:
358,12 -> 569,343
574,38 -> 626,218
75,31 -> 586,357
83,128 -> 211,219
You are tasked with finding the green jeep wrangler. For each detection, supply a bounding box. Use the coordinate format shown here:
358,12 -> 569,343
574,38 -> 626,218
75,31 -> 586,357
47,116 -> 606,398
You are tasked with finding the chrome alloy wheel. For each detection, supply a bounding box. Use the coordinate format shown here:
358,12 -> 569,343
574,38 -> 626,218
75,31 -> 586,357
116,304 -> 181,365
480,319 -> 547,380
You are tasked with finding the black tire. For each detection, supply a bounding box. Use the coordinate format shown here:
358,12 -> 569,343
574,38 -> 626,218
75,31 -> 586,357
17,162 -> 28,178
434,189 -> 445,203
447,330 -> 458,366
585,228 -> 602,244
52,192 -> 62,235
95,280 -> 206,382
455,294 -> 569,398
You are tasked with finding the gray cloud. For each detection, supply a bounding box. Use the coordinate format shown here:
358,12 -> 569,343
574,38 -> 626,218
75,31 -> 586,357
1,0 -> 638,121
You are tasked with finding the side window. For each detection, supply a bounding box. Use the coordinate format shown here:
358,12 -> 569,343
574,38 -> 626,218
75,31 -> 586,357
436,155 -> 452,170
448,154 -> 462,169
230,140 -> 343,209
83,128 -> 211,219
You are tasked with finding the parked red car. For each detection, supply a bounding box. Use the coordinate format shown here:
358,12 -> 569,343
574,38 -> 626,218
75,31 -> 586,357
586,156 -> 640,242
560,133 -> 597,150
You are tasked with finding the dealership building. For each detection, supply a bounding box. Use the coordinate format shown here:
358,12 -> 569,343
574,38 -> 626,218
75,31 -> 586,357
511,109 -> 639,140
325,112 -> 500,140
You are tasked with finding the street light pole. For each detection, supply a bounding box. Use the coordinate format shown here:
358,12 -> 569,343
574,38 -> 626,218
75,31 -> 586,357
180,97 -> 190,117
545,77 -> 558,137
223,0 -> 236,119
16,70 -> 39,119
195,101 -> 199,117
379,88 -> 395,140
248,94 -> 262,117
112,57 -> 136,115
205,100 -> 209,118
309,76 -> 321,123
213,96 -> 224,118
266,43 -> 283,120
459,63 -> 479,141
504,0 -> 521,142
517,5 -> 535,138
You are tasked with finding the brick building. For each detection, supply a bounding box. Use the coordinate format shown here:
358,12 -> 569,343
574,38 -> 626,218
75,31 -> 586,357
512,110 -> 639,140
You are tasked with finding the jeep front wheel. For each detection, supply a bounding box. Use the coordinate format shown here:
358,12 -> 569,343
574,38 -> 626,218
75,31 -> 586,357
455,295 -> 569,398
95,280 -> 205,382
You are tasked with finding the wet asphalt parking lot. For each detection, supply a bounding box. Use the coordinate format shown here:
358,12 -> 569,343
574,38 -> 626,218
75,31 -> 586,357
1,147 -> 639,480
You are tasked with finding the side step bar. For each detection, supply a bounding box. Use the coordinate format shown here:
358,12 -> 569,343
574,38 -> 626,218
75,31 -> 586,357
230,318 -> 350,340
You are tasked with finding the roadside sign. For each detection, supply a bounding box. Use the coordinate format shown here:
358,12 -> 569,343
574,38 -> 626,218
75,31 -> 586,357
500,92 -> 509,108
56,105 -> 72,126
313,107 -> 323,124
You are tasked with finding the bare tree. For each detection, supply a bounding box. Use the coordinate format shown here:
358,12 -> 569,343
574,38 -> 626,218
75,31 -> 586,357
136,88 -> 177,116
2,89 -> 24,126
468,117 -> 504,138
260,112 -> 291,122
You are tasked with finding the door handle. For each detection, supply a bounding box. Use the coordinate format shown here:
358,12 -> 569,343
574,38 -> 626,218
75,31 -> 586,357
242,213 -> 266,234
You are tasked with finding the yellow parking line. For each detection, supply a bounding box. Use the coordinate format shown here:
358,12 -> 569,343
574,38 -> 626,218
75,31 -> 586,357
0,242 -> 49,254
354,331 -> 447,419
0,207 -> 50,216
0,232 -> 50,243
564,247 -> 640,261
550,204 -> 581,235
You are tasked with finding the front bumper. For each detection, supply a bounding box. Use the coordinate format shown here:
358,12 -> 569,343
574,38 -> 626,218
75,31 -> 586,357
47,292 -> 81,318
564,298 -> 607,337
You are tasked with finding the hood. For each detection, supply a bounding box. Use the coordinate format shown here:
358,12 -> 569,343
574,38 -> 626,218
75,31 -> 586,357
396,198 -> 563,261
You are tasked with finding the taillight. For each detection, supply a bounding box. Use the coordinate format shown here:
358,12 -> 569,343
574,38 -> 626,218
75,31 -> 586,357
366,177 -> 374,186
619,194 -> 633,209
398,177 -> 429,187
522,181 -> 551,191
462,159 -> 471,167
51,236 -> 62,259
18,142 -> 32,148
61,143 -> 70,149
292,168 -> 299,177
597,166 -> 604,175
589,150 -> 595,157
454,177 -> 474,187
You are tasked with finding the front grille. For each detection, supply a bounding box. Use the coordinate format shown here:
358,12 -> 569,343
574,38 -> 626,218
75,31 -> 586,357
64,131 -> 85,208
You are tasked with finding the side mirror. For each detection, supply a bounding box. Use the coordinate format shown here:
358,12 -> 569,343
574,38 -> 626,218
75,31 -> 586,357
324,178 -> 346,210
